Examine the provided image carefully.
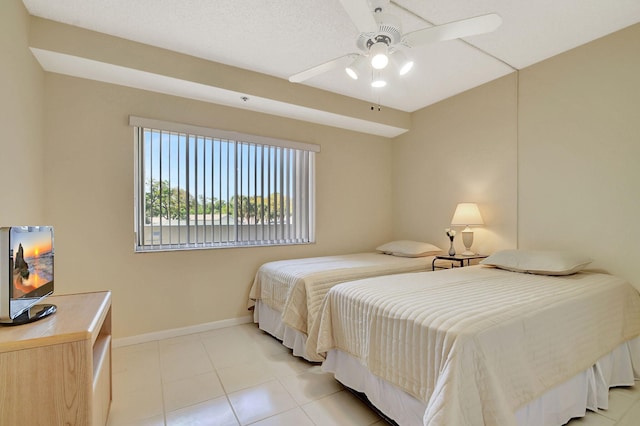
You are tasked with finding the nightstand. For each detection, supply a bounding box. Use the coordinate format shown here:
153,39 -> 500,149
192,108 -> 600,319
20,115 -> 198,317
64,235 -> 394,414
432,254 -> 488,271
0,291 -> 112,425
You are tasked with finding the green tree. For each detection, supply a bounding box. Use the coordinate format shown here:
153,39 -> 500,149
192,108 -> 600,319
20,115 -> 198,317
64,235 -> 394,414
169,186 -> 190,219
230,195 -> 259,224
213,199 -> 227,214
145,179 -> 191,221
146,180 -> 291,224
145,179 -> 171,222
267,193 -> 292,223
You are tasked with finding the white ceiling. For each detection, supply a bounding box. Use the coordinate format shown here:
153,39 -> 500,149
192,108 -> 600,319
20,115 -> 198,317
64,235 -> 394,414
22,0 -> 640,124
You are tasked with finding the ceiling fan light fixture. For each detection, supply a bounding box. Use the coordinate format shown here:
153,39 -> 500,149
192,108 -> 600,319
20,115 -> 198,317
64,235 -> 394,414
345,55 -> 368,80
289,10 -> 503,87
370,41 -> 389,70
400,61 -> 413,75
371,69 -> 387,88
399,60 -> 414,76
392,51 -> 414,76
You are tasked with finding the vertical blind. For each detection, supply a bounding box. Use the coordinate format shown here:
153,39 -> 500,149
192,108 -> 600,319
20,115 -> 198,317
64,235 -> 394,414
131,117 -> 318,252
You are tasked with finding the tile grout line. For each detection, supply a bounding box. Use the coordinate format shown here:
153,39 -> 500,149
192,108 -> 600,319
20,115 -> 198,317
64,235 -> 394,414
198,332 -> 244,426
273,372 -> 320,426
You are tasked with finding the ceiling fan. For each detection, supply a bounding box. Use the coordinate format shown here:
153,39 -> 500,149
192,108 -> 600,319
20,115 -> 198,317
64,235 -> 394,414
289,0 -> 502,88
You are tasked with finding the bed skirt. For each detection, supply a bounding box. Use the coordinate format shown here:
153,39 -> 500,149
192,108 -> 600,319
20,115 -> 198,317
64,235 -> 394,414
323,336 -> 640,426
253,300 -> 311,361
255,301 -> 640,425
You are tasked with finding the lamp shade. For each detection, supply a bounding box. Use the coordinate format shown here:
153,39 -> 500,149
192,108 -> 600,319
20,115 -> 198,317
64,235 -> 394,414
391,51 -> 414,76
451,203 -> 484,226
370,42 -> 389,70
371,69 -> 387,88
345,56 -> 368,80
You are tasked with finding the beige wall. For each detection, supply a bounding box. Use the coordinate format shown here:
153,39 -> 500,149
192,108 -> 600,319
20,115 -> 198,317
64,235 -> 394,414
518,23 -> 640,289
394,22 -> 640,290
42,74 -> 393,338
0,0 -> 45,224
392,74 -> 519,255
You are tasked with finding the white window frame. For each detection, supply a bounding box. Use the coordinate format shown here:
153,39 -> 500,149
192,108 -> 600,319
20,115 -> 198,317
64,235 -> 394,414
130,116 -> 318,252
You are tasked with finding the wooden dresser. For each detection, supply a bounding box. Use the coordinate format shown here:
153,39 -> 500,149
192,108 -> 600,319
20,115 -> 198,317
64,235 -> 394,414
0,291 -> 112,426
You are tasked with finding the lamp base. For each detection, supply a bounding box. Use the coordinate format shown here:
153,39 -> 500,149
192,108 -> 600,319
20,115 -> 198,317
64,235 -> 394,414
461,228 -> 475,257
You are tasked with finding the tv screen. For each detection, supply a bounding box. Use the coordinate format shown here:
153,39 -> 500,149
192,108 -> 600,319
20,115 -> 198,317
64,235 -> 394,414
0,226 -> 55,324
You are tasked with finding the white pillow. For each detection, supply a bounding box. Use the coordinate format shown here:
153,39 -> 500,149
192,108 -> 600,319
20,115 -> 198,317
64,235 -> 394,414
376,240 -> 442,258
480,249 -> 592,276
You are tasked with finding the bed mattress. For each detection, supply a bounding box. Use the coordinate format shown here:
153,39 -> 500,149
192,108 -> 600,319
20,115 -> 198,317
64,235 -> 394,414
249,252 -> 434,334
306,266 -> 640,425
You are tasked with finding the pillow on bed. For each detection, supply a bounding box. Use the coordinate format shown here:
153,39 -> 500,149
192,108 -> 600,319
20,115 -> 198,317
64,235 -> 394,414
480,249 -> 592,275
376,240 -> 442,258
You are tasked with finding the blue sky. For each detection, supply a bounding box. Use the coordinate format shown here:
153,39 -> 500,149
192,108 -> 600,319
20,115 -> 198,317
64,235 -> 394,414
144,130 -> 292,203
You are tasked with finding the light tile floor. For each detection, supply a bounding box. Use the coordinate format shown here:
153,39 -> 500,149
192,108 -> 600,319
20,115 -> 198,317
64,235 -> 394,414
108,323 -> 640,426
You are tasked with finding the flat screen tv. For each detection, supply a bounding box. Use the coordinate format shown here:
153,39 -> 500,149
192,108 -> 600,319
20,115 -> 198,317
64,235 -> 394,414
0,226 -> 56,325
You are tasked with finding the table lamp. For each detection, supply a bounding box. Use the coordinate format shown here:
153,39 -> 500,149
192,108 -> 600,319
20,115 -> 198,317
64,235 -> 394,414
451,203 -> 484,256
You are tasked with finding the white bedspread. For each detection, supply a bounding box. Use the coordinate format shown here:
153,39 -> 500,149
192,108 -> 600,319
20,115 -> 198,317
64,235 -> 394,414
306,266 -> 640,426
248,253 -> 434,334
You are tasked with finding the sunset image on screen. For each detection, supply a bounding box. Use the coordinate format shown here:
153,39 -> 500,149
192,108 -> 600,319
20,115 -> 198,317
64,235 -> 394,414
17,233 -> 53,259
11,229 -> 54,297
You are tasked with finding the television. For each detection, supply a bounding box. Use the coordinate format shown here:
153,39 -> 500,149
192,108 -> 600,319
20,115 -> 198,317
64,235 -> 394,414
0,226 -> 56,325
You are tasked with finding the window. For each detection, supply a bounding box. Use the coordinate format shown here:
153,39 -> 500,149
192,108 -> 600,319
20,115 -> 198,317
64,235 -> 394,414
131,117 -> 318,252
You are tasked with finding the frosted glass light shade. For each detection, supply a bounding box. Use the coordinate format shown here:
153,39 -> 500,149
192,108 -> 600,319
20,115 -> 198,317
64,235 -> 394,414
392,51 -> 414,76
399,59 -> 414,76
371,69 -> 387,88
370,42 -> 389,69
345,56 -> 368,80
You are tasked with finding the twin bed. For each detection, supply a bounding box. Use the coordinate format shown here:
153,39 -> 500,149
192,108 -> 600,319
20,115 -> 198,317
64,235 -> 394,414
249,240 -> 442,359
249,247 -> 640,426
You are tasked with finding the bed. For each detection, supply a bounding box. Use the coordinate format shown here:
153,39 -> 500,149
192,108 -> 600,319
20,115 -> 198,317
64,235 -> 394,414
249,240 -> 442,360
305,251 -> 640,426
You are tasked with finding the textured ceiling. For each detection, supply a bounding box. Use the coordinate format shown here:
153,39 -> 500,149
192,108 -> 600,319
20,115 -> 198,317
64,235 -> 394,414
22,0 -> 640,115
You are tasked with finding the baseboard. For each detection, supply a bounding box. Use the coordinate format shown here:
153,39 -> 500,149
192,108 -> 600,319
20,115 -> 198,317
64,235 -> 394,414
112,315 -> 253,348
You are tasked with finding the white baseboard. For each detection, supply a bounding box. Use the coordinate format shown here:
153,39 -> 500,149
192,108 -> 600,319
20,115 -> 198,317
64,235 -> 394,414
112,315 -> 253,348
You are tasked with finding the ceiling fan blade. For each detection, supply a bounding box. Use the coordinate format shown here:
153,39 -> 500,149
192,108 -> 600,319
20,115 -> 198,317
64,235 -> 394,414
402,13 -> 502,48
289,54 -> 358,83
338,0 -> 378,34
